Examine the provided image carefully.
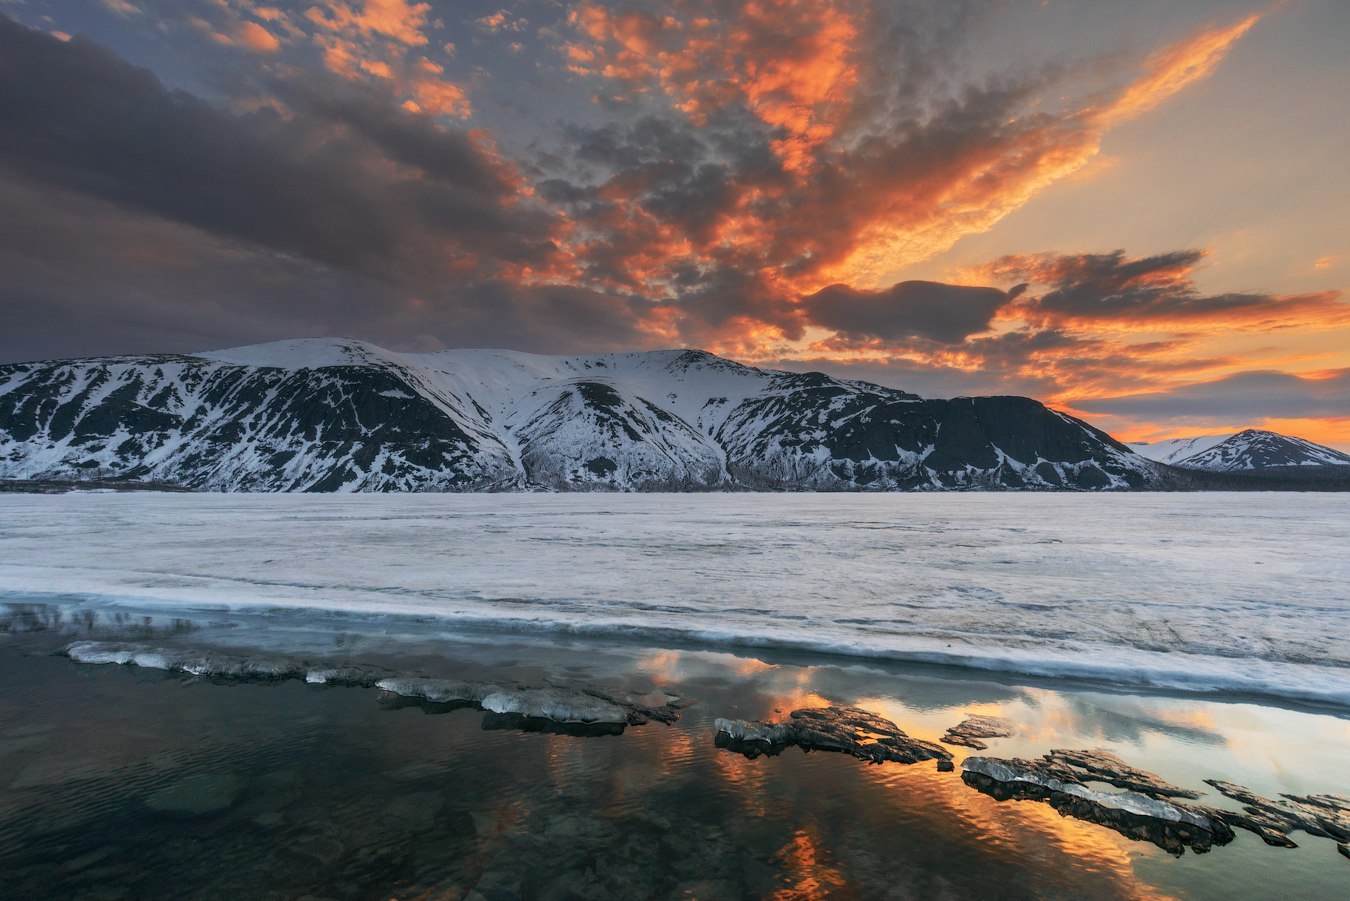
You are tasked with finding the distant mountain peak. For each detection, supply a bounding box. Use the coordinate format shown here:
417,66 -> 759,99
1133,428 -> 1350,472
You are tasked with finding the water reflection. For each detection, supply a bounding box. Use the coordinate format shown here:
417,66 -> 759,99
2,619 -> 1347,900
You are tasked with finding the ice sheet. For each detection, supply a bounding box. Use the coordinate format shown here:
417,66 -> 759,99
1,492 -> 1346,707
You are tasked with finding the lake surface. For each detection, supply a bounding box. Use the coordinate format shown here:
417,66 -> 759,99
0,492 -> 1347,898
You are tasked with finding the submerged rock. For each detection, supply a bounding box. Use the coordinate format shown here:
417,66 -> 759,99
961,755 -> 1231,856
1202,780 -> 1350,849
145,774 -> 242,816
940,714 -> 1015,750
714,705 -> 952,770
481,712 -> 626,738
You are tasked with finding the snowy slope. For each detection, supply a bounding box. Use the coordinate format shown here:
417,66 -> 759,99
1129,434 -> 1231,464
0,338 -> 1159,491
1170,429 -> 1350,471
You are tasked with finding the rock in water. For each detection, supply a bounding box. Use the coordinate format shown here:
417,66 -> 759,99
714,705 -> 953,770
62,643 -> 694,736
375,677 -> 693,732
940,714 -> 1015,750
1043,748 -> 1199,798
1202,781 -> 1350,848
961,756 -> 1229,856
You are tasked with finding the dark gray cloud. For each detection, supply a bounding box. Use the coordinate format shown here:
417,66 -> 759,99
0,16 -> 558,285
802,281 -> 1018,344
1079,370 -> 1350,422
0,172 -> 643,364
0,14 -> 659,364
989,249 -> 1345,324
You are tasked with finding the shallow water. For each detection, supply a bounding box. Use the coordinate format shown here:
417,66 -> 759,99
1,492 -> 1347,706
1,611 -> 1346,900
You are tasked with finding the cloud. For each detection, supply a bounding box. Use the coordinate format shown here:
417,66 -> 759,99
0,174 -> 647,364
306,0 -> 430,46
1079,369 -> 1350,423
0,17 -> 551,284
802,281 -> 1017,344
475,10 -> 529,34
983,249 -> 1349,328
235,21 -> 281,53
541,3 -> 1265,349
99,0 -> 142,17
766,355 -> 1058,401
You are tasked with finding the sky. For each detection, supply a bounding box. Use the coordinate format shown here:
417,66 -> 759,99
1,0 -> 1347,448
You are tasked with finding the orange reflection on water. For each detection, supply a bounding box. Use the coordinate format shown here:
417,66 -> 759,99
771,826 -> 849,900
859,762 -> 1179,901
636,650 -> 683,685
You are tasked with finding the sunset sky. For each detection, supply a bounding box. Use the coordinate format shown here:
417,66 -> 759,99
2,0 -> 1347,447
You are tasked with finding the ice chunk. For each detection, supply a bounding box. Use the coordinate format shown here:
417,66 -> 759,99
374,677 -> 496,704
479,688 -> 628,725
713,718 -> 791,745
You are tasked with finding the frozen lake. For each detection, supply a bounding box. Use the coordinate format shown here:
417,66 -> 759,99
0,492 -> 1347,707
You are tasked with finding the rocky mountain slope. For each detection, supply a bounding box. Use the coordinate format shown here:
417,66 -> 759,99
1131,429 -> 1350,472
0,338 -> 1158,491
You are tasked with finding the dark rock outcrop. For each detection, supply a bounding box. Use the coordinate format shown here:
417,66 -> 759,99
1202,780 -> 1350,848
961,754 -> 1230,856
714,705 -> 953,770
940,714 -> 1015,750
1043,748 -> 1199,798
962,770 -> 1232,856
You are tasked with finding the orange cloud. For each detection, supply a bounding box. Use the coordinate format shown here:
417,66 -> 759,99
1106,14 -> 1260,124
235,20 -> 280,52
554,6 -> 1264,336
476,10 -> 529,34
299,0 -> 468,117
834,14 -> 1262,286
566,0 -> 859,173
306,0 -> 430,46
410,78 -> 471,117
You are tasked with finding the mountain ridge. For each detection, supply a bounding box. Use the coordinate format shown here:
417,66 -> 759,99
1,338 -> 1158,492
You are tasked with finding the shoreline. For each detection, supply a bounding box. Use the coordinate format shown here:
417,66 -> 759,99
7,595 -> 1350,717
2,492 -> 1347,713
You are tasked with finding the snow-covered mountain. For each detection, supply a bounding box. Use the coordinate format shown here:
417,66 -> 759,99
0,338 -> 1158,491
1128,434 -> 1231,465
1148,429 -> 1350,472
